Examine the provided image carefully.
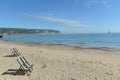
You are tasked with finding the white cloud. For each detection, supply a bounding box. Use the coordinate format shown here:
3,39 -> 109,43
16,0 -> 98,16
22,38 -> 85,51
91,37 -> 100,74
22,13 -> 86,27
85,0 -> 111,8
39,16 -> 86,27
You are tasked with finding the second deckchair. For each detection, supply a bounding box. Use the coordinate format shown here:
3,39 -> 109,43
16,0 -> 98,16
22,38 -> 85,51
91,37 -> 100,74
11,48 -> 21,57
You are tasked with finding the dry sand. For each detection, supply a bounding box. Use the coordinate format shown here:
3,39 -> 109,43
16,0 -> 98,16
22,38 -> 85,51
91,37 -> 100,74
0,40 -> 120,80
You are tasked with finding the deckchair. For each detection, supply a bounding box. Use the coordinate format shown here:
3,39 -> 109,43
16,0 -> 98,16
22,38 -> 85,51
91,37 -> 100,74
13,48 -> 21,55
17,58 -> 32,76
11,48 -> 21,57
20,57 -> 33,70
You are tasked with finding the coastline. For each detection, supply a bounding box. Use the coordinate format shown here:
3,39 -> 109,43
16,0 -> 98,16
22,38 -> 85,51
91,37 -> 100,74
2,33 -> 120,48
0,40 -> 120,80
1,39 -> 119,49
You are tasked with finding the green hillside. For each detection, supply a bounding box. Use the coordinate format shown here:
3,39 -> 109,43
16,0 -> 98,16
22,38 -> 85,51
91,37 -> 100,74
0,28 -> 60,34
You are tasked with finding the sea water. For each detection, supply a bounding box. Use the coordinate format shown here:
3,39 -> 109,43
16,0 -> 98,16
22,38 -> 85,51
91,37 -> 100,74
1,33 -> 120,48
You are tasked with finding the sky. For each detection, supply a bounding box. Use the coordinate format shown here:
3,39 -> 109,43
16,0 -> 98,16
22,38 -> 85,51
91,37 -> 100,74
0,0 -> 120,33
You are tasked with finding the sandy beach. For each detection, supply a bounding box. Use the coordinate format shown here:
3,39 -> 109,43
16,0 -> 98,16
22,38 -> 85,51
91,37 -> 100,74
0,40 -> 120,80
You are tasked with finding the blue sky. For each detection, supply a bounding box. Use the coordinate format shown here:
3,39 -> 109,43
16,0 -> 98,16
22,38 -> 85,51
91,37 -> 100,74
0,0 -> 120,33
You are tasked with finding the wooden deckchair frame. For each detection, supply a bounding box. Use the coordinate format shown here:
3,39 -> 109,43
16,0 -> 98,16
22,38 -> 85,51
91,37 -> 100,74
17,58 -> 32,76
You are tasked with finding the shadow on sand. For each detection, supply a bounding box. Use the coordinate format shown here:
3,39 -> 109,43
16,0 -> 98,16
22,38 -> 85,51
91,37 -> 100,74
2,69 -> 25,76
3,54 -> 18,57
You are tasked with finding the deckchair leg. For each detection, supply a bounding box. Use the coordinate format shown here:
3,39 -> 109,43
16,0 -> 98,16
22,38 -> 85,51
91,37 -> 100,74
26,70 -> 31,76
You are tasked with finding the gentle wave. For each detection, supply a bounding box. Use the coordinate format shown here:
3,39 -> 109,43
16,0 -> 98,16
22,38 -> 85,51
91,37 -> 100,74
1,33 -> 120,48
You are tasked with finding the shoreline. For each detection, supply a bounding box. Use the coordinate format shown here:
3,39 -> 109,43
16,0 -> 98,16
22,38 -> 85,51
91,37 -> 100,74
2,33 -> 120,48
1,40 -> 119,49
0,40 -> 120,80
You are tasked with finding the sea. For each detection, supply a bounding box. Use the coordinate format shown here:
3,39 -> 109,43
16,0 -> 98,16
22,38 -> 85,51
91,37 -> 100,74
1,33 -> 120,48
